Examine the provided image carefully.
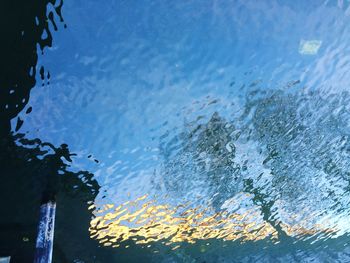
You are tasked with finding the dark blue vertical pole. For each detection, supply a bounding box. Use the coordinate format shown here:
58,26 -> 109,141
33,200 -> 56,263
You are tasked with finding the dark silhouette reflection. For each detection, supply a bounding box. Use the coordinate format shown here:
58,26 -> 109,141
0,0 -> 65,136
0,0 -> 115,262
0,134 -> 103,262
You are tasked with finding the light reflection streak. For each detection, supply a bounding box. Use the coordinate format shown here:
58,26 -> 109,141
89,195 -> 337,249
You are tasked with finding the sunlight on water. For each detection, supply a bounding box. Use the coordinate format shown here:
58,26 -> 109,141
89,193 -> 340,249
89,194 -> 278,247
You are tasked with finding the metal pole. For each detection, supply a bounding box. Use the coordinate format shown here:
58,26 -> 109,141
33,200 -> 56,263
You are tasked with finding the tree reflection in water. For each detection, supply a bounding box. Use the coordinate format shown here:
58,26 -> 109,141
90,88 -> 350,261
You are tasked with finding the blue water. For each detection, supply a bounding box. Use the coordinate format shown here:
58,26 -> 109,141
12,0 -> 350,262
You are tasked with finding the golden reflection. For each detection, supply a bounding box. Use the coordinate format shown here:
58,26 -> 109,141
89,195 -> 336,248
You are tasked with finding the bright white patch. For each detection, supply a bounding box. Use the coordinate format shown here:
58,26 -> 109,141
0,257 -> 11,263
299,39 -> 322,55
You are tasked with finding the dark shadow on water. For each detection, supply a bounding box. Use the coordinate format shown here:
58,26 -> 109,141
0,0 -> 155,261
0,0 -> 65,136
0,134 -> 102,262
0,0 -> 118,262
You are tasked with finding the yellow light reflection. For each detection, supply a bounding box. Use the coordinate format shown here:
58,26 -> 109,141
89,195 -> 336,248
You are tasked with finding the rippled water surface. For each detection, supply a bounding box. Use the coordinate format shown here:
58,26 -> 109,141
4,0 -> 350,262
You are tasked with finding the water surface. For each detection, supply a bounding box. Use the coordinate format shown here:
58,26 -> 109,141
5,0 -> 350,262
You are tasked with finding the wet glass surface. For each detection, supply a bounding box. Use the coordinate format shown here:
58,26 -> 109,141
2,0 -> 350,262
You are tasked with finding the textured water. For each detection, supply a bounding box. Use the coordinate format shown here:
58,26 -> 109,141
2,0 -> 350,262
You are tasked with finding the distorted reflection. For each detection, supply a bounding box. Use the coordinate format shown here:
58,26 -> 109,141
10,0 -> 350,261
89,194 -> 337,249
89,88 -> 350,250
89,194 -> 277,247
